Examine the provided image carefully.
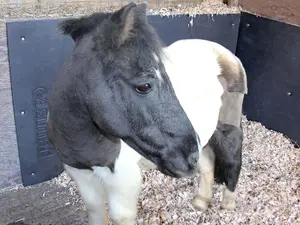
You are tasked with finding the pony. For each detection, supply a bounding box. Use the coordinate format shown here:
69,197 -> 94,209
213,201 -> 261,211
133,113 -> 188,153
47,2 -> 247,225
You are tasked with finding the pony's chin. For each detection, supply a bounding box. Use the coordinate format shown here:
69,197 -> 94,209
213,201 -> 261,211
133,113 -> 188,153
158,166 -> 198,179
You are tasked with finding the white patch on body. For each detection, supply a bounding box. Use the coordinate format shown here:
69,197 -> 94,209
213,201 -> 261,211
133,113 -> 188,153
66,141 -> 145,225
92,141 -> 142,224
64,164 -> 109,225
92,141 -> 142,186
162,39 -> 224,148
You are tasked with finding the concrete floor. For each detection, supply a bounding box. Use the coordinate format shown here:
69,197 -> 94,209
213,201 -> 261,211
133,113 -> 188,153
0,21 -> 23,189
0,181 -> 87,225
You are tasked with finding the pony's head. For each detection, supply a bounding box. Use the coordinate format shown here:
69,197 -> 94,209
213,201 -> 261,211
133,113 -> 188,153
56,2 -> 200,177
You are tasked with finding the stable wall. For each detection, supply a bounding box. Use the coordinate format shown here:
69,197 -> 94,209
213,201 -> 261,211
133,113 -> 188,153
0,1 -> 299,188
240,0 -> 300,26
0,1 -> 241,189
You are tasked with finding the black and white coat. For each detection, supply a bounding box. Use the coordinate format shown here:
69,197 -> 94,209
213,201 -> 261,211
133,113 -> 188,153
47,4 -> 247,225
48,38 -> 247,225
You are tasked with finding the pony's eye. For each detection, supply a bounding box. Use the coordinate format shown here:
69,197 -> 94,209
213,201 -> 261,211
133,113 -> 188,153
135,83 -> 152,94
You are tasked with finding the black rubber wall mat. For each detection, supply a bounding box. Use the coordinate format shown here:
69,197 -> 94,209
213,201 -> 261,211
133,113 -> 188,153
6,19 -> 74,186
147,14 -> 241,52
190,14 -> 240,53
6,14 -> 239,186
236,12 -> 300,147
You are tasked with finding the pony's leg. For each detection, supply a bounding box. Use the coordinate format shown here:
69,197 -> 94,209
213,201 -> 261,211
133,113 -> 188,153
191,144 -> 215,211
220,155 -> 241,210
217,122 -> 243,210
221,187 -> 237,210
64,164 -> 108,225
106,162 -> 142,225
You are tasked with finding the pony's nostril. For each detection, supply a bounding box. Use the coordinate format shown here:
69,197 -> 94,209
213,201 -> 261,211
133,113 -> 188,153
188,152 -> 199,166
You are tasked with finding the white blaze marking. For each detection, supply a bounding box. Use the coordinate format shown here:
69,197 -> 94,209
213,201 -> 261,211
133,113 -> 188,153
155,68 -> 163,82
152,52 -> 163,82
153,52 -> 159,63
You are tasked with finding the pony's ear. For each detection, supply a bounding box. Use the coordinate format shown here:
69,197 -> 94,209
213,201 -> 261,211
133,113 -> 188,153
58,18 -> 85,41
135,2 -> 148,23
110,2 -> 137,44
110,2 -> 148,45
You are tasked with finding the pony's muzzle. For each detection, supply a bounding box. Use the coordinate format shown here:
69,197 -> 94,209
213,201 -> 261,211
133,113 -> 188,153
157,145 -> 200,178
187,151 -> 199,168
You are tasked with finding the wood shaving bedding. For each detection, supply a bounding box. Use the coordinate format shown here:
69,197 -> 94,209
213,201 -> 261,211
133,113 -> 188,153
53,116 -> 300,224
0,0 -> 240,20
